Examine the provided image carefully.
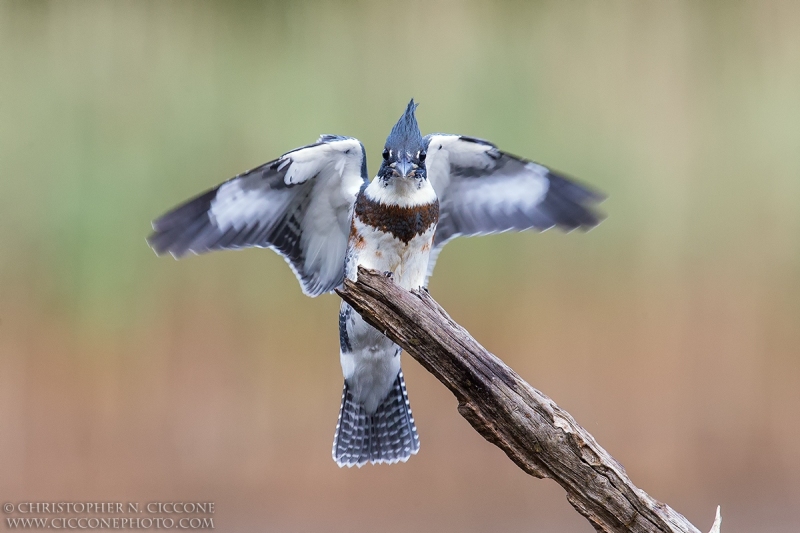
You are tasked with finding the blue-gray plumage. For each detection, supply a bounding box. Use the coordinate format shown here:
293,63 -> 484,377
147,99 -> 604,467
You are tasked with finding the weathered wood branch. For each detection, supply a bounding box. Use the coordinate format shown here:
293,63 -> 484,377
336,267 -> 720,533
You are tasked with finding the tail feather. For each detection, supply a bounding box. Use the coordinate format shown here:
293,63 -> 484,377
333,370 -> 420,467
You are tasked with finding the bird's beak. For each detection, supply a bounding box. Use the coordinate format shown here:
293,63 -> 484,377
396,157 -> 414,179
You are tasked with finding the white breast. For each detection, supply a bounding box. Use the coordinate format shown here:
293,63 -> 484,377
347,217 -> 435,291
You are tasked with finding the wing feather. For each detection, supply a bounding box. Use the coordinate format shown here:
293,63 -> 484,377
148,136 -> 367,297
424,134 -> 605,279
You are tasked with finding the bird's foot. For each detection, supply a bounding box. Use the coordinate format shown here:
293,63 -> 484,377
383,270 -> 394,280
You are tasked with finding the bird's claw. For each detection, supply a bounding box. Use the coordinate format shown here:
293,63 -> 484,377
383,271 -> 394,279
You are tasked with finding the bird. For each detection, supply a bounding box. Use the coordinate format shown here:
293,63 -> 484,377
147,99 -> 604,468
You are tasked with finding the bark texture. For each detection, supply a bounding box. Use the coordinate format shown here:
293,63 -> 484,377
337,267 -> 717,533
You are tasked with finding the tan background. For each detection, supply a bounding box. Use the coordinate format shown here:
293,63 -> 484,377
1,1 -> 799,531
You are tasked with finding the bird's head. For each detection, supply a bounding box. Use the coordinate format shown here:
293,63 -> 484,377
378,99 -> 427,185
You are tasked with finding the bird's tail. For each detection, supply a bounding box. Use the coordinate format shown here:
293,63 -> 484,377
332,370 -> 420,467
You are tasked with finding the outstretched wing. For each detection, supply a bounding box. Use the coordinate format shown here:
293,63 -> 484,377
423,134 -> 605,277
148,135 -> 368,297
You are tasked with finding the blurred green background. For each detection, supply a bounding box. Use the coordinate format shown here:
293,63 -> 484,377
1,1 -> 799,532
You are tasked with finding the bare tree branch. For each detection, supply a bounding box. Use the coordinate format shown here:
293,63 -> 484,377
336,267 -> 720,533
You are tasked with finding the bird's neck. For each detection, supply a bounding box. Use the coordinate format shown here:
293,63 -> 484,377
363,176 -> 437,208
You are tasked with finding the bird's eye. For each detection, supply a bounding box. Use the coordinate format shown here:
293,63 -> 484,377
382,149 -> 390,160
419,151 -> 427,162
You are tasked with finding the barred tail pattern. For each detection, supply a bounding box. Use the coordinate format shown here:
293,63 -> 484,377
332,370 -> 420,467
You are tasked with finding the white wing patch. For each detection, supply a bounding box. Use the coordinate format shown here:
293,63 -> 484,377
444,164 -> 550,221
279,139 -> 363,186
299,149 -> 365,294
425,134 -> 495,196
210,180 -> 290,232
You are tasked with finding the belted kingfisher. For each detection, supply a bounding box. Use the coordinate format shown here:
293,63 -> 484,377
148,100 -> 604,467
